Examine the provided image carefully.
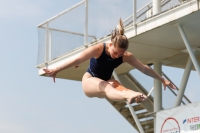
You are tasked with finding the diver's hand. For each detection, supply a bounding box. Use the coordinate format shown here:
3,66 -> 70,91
162,79 -> 176,90
43,68 -> 58,83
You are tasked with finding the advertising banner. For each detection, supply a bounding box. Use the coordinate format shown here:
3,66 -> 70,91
156,102 -> 200,133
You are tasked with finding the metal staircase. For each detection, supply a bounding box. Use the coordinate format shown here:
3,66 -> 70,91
106,73 -> 155,133
105,69 -> 191,133
107,100 -> 154,133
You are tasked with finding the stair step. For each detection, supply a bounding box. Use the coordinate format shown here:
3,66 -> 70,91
108,99 -> 154,132
132,104 -> 146,111
134,127 -> 154,133
120,104 -> 145,113
111,101 -> 126,107
130,119 -> 154,133
127,111 -> 150,119
144,127 -> 154,133
130,119 -> 154,127
141,119 -> 154,126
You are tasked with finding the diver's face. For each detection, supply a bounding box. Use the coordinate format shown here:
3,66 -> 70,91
108,43 -> 126,59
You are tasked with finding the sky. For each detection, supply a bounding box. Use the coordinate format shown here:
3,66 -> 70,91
0,0 -> 200,133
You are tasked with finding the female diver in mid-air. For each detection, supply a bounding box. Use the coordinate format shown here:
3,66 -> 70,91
43,18 -> 176,104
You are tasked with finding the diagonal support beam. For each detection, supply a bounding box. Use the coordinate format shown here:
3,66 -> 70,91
113,71 -> 145,133
174,57 -> 192,107
177,24 -> 200,77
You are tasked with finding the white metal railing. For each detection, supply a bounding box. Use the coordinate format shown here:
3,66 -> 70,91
37,1 -> 85,28
123,0 -> 185,28
37,0 -> 193,66
37,0 -> 134,65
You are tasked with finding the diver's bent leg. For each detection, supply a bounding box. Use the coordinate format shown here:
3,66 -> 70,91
82,74 -> 127,101
82,73 -> 146,103
107,79 -> 130,91
107,79 -> 147,103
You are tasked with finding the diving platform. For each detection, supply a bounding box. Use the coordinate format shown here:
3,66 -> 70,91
36,0 -> 200,132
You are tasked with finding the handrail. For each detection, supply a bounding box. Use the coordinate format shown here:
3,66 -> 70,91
123,0 -> 174,27
147,65 -> 191,105
40,27 -> 97,40
162,72 -> 192,104
123,0 -> 179,32
37,0 -> 85,27
37,0 -> 193,65
123,1 -> 152,24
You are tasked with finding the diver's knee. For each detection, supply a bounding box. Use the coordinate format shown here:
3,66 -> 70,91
83,90 -> 93,98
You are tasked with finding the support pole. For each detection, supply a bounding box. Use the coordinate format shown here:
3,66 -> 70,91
154,62 -> 162,133
154,62 -> 162,112
153,0 -> 161,15
174,57 -> 192,107
177,24 -> 200,77
84,0 -> 88,48
112,71 -> 144,133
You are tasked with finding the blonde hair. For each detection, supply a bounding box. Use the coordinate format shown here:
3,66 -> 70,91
111,18 -> 129,49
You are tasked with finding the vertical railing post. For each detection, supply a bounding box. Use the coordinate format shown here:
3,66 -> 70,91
197,0 -> 199,9
112,71 -> 145,133
133,0 -> 137,35
49,29 -> 52,61
84,0 -> 88,48
153,0 -> 161,15
45,22 -> 49,68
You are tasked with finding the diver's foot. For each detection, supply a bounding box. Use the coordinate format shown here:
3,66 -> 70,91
125,90 -> 147,104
